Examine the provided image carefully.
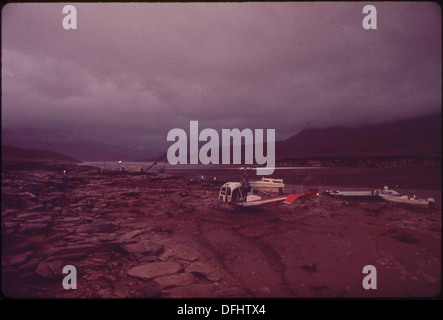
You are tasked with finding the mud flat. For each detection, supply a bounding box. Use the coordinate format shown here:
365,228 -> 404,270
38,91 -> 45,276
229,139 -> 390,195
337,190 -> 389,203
1,164 -> 441,298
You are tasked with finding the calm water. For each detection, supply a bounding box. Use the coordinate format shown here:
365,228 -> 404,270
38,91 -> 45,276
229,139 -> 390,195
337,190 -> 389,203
80,161 -> 441,206
81,161 -> 440,189
80,161 -> 322,173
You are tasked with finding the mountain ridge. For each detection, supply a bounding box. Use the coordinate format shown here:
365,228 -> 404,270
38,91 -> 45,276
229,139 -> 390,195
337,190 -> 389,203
1,145 -> 81,163
276,113 -> 442,159
2,113 -> 440,163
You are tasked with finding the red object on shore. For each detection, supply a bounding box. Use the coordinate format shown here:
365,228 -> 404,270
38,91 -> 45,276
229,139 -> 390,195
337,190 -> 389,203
284,190 -> 317,204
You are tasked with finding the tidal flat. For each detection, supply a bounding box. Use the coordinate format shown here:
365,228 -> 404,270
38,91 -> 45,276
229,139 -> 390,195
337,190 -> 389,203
1,163 -> 441,298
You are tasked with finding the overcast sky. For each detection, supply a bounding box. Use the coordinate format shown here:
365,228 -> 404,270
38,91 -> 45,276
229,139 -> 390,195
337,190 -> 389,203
1,2 -> 441,157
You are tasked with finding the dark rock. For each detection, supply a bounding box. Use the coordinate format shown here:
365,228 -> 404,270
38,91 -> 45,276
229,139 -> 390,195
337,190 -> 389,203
2,209 -> 19,217
16,212 -> 44,220
22,222 -> 50,233
97,233 -> 118,242
3,222 -> 19,229
102,274 -> 116,283
8,251 -> 33,266
28,204 -> 45,212
36,260 -> 68,278
18,258 -> 40,273
301,263 -> 318,273
118,229 -> 148,243
121,191 -> 140,197
63,217 -> 82,223
46,244 -> 116,261
142,286 -> 162,298
186,262 -> 223,282
75,219 -> 116,233
28,216 -> 52,224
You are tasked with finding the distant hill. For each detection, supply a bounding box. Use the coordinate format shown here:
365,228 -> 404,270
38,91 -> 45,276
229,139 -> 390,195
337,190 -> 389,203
1,145 -> 80,163
1,128 -> 161,162
2,114 -> 440,166
158,114 -> 441,168
276,114 -> 442,159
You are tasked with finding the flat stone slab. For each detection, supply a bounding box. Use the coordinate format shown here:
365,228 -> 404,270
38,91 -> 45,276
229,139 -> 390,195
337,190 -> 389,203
46,244 -> 117,261
153,272 -> 196,289
118,229 -> 147,243
163,245 -> 200,262
75,219 -> 116,234
127,262 -> 182,280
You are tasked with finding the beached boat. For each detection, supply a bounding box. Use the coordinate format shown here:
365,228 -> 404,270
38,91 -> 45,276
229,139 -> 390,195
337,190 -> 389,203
376,186 -> 401,196
321,186 -> 401,200
249,177 -> 285,194
321,189 -> 381,200
379,193 -> 435,206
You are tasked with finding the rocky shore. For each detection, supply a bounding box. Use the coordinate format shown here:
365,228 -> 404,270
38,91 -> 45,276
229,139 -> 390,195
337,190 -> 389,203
1,164 -> 441,298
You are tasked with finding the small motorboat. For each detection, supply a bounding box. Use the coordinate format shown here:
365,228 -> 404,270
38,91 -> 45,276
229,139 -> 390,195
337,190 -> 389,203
321,189 -> 381,200
249,177 -> 285,194
321,186 -> 401,201
379,193 -> 435,206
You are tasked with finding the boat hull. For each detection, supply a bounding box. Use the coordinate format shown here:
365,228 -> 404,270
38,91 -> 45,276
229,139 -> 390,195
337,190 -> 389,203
321,190 -> 381,201
379,194 -> 433,206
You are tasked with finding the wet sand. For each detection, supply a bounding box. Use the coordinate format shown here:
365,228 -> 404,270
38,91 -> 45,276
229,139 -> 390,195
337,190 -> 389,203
1,164 -> 441,298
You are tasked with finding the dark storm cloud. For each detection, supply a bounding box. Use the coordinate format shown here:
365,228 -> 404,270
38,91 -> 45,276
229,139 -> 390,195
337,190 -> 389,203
1,2 -> 441,154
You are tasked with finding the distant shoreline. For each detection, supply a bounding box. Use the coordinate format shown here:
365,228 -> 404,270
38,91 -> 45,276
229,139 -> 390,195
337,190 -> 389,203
2,159 -> 441,191
276,155 -> 441,169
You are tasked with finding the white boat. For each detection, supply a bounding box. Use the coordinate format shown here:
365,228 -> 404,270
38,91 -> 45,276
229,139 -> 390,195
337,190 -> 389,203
376,186 -> 401,196
322,186 -> 405,201
249,177 -> 285,194
322,189 -> 380,200
379,193 -> 435,206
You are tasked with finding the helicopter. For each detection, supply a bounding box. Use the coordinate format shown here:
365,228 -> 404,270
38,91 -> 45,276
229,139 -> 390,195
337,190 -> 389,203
217,167 -> 317,208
